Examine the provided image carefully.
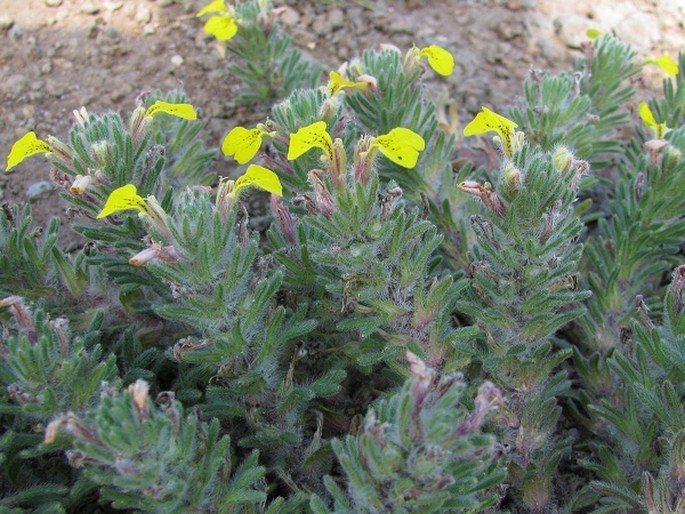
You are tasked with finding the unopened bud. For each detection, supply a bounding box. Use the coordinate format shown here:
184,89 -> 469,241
271,195 -> 298,245
330,138 -> 347,190
128,379 -> 150,423
44,414 -> 103,446
522,475 -> 551,513
129,243 -> 179,267
552,146 -> 574,175
670,432 -> 685,487
664,146 -> 682,171
671,265 -> 685,315
308,169 -> 336,217
502,162 -> 521,197
319,96 -> 340,124
72,106 -> 90,128
353,136 -> 375,185
91,140 -> 112,167
45,136 -> 73,165
129,106 -> 150,145
0,296 -> 36,344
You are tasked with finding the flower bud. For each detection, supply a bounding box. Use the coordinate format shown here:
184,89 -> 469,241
308,169 -> 336,217
91,140 -> 112,167
128,379 -> 150,423
502,162 -> 522,197
552,146 -> 574,175
271,195 -> 298,245
129,106 -> 150,145
72,106 -> 90,128
330,138 -> 347,190
664,145 -> 682,171
45,136 -> 73,165
353,136 -> 375,185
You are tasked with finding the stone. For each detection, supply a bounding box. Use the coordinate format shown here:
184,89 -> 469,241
279,6 -> 300,27
170,54 -> 184,67
27,181 -> 55,200
0,15 -> 13,31
136,6 -> 153,24
80,3 -> 100,15
44,0 -> 63,6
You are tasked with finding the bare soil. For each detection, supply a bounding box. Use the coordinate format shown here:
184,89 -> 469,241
1,0 -> 684,248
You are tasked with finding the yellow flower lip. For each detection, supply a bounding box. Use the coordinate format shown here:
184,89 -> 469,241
229,164 -> 283,198
222,126 -> 265,164
644,55 -> 679,78
639,101 -> 669,139
287,121 -> 334,161
371,127 -> 425,169
327,70 -> 373,96
463,106 -> 519,158
196,0 -> 227,17
145,101 -> 197,120
196,0 -> 237,41
586,28 -> 603,39
96,184 -> 150,219
6,131 -> 53,172
418,45 -> 455,76
203,15 -> 238,41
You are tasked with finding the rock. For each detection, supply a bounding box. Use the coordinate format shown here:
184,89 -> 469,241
80,3 -> 100,15
170,54 -> 184,67
495,19 -> 524,41
554,14 -> 592,49
5,74 -> 28,98
136,6 -> 153,24
328,8 -> 344,30
27,181 -> 55,200
279,6 -> 300,27
86,23 -> 98,38
104,1 -> 124,12
0,15 -> 13,31
44,0 -> 63,6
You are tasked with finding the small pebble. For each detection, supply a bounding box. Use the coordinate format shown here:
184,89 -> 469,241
44,0 -> 63,6
136,6 -> 152,24
80,2 -> 100,15
0,15 -> 13,31
170,54 -> 184,67
27,181 -> 55,200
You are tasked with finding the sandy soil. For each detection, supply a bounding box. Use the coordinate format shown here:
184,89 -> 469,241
1,0 -> 683,248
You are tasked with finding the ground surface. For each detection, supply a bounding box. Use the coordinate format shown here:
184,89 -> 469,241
1,0 -> 684,249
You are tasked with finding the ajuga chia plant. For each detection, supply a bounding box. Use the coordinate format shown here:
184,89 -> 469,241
311,352 -> 505,513
197,0 -> 322,103
3,2 -> 685,512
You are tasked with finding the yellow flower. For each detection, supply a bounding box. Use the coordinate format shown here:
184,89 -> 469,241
463,106 -> 519,159
222,126 -> 268,164
230,164 -> 283,197
145,101 -> 197,120
203,15 -> 238,41
639,102 -> 669,139
644,55 -> 679,78
196,0 -> 227,17
196,1 -> 237,42
586,28 -> 603,39
371,127 -> 425,168
6,132 -> 53,172
327,71 -> 372,96
418,45 -> 455,76
287,121 -> 334,161
96,184 -> 151,219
